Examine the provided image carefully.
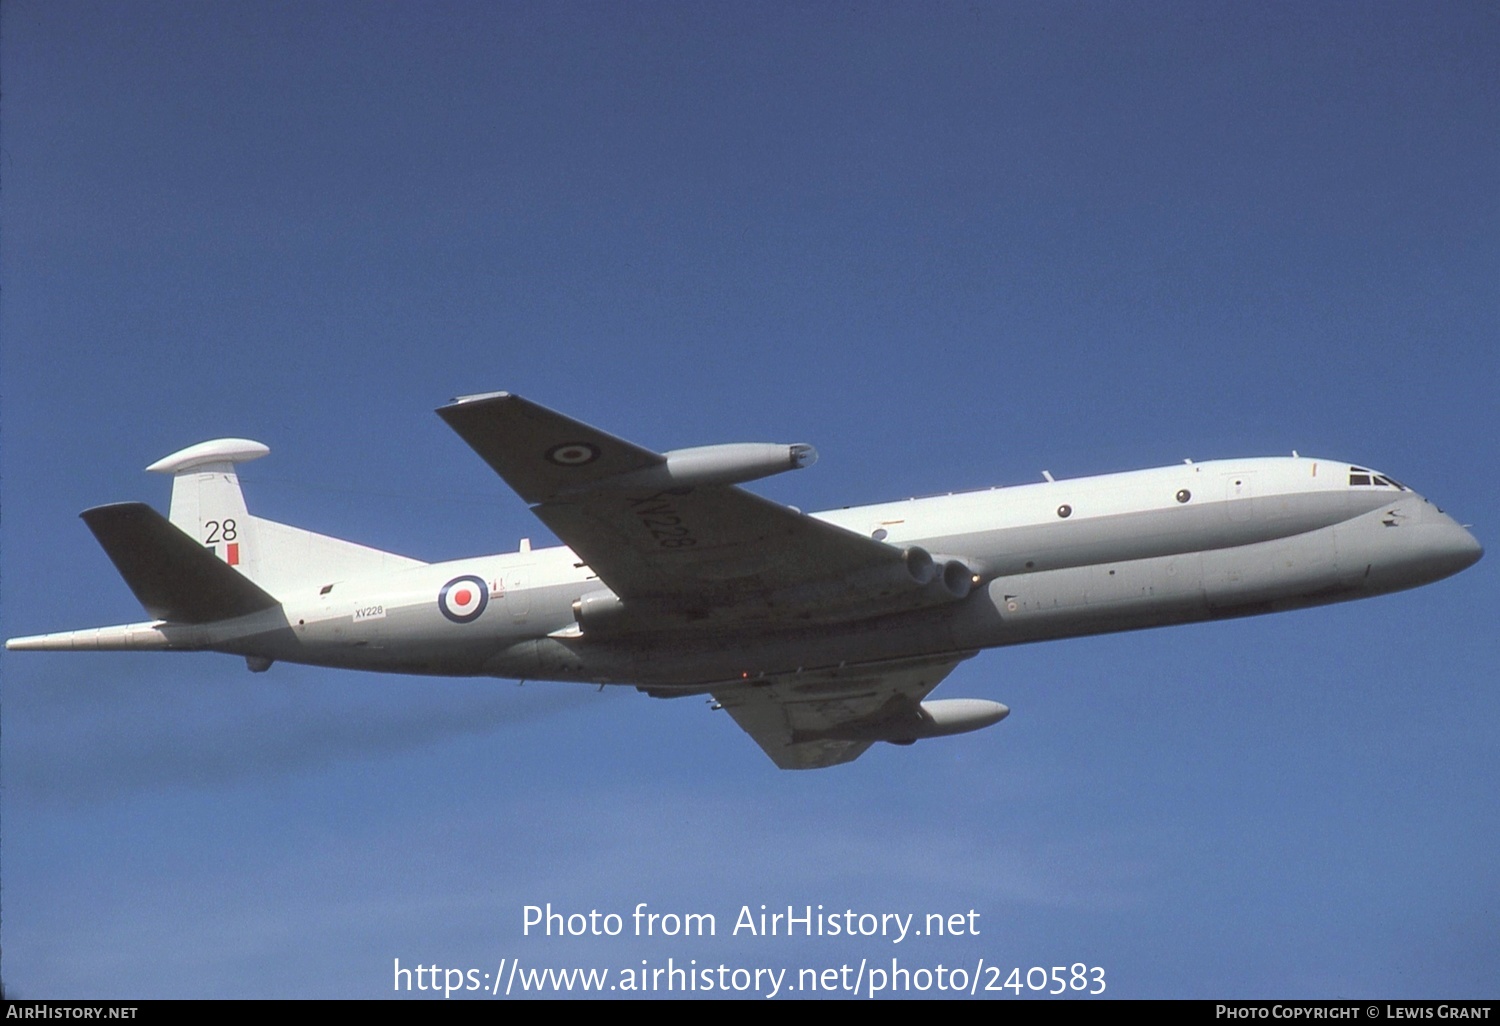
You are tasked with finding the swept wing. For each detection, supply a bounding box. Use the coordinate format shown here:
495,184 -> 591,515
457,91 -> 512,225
437,393 -> 992,766
437,392 -> 938,623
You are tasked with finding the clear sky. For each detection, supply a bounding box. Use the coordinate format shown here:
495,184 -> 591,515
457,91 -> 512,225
2,0 -> 1495,999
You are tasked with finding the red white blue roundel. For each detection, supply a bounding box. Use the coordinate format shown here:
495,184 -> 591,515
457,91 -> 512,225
546,441 -> 600,466
438,575 -> 489,623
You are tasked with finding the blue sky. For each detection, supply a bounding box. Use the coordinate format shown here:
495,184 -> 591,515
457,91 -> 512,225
2,1 -> 1495,999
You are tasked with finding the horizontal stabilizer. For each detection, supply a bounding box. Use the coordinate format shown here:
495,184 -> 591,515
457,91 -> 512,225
80,503 -> 281,624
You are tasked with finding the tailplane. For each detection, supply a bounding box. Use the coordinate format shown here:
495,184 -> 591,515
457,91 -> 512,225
80,503 -> 281,623
6,438 -> 425,650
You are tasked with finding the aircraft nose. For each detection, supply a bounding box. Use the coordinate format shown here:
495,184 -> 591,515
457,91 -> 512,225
1447,522 -> 1483,571
1418,505 -> 1483,578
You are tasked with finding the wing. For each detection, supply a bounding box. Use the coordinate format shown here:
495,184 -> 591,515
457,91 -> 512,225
705,653 -> 976,769
435,391 -> 665,505
437,392 -> 922,621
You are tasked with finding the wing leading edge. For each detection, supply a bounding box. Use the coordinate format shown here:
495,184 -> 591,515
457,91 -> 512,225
436,392 -> 921,621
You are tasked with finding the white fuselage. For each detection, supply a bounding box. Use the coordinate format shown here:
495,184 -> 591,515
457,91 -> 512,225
51,455 -> 1472,689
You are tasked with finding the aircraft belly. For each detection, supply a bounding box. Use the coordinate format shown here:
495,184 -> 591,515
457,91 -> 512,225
1199,530 -> 1345,612
481,616 -> 967,688
265,576 -> 580,675
968,500 -> 1467,647
961,555 -> 1209,645
958,523 -> 1361,646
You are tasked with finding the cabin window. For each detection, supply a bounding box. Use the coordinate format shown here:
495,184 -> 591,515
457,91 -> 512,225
871,528 -> 888,541
1057,504 -> 1072,518
1176,489 -> 1191,503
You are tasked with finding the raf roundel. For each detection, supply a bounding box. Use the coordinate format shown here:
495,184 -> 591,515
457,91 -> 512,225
438,575 -> 489,624
545,441 -> 601,466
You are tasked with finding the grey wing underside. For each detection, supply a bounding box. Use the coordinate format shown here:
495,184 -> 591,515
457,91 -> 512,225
706,653 -> 975,770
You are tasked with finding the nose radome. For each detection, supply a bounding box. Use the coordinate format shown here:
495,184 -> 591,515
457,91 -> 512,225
1424,506 -> 1483,577
1378,497 -> 1483,587
1451,524 -> 1483,571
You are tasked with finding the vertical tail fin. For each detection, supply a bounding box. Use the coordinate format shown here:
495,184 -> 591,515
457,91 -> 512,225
144,438 -> 427,599
147,438 -> 269,581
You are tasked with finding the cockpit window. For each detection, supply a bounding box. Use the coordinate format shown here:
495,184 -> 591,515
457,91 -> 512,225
1349,468 -> 1407,489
